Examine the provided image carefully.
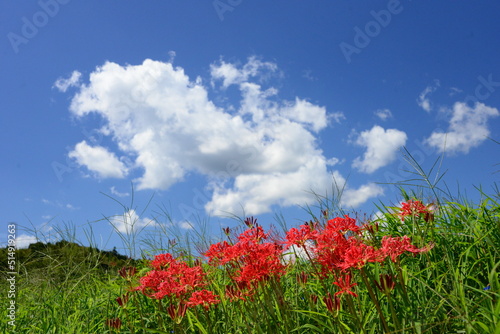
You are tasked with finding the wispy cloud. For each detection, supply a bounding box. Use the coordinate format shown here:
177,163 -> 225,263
54,71 -> 81,92
417,80 -> 440,112
374,108 -> 392,121
110,186 -> 130,198
109,209 -> 155,234
41,198 -> 78,210
179,221 -> 194,230
302,70 -> 317,81
425,102 -> 499,154
341,183 -> 384,208
352,125 -> 407,174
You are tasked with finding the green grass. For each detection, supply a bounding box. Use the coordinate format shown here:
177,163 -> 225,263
2,169 -> 499,333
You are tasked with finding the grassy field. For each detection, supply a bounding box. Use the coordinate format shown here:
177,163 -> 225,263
2,174 -> 499,333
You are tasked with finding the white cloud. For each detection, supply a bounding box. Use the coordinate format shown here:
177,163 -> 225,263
110,186 -> 130,198
425,102 -> 499,154
352,125 -> 407,174
16,234 -> 38,249
69,141 -> 127,178
302,70 -> 317,81
282,241 -> 315,264
206,156 -> 335,215
341,183 -> 384,208
210,56 -> 278,88
281,98 -> 329,132
54,71 -> 81,92
449,87 -> 463,96
374,108 -> 392,121
63,57 -> 378,216
329,111 -> 346,125
417,80 -> 440,112
179,221 -> 194,230
41,198 -> 77,210
109,209 -> 154,234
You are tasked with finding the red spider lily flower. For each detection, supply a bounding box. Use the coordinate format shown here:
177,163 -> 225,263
244,216 -> 258,228
285,223 -> 318,249
204,241 -> 232,265
363,221 -> 379,236
374,274 -> 396,294
225,284 -> 247,302
398,200 -> 430,221
234,242 -> 286,285
105,318 -> 122,329
116,293 -> 129,307
314,229 -> 350,274
118,266 -> 137,279
205,225 -> 287,291
333,273 -> 358,297
326,215 -> 361,235
237,225 -> 268,244
297,271 -> 308,286
310,294 -> 319,304
186,290 -> 220,309
135,269 -> 170,297
150,253 -> 176,269
323,292 -> 341,313
167,302 -> 187,321
381,236 -> 433,262
339,239 -> 383,270
136,254 -> 208,300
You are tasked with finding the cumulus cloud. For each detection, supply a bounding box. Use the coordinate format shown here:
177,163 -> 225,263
374,108 -> 392,121
109,209 -> 154,234
62,57 -> 381,215
425,102 -> 499,154
68,141 -> 127,178
54,71 -> 81,92
417,80 -> 440,112
282,241 -> 315,264
352,125 -> 407,174
16,234 -> 38,249
110,186 -> 130,198
179,221 -> 194,230
341,183 -> 384,208
210,56 -> 278,88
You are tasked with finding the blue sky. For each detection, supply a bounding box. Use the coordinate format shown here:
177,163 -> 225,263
1,1 -> 499,254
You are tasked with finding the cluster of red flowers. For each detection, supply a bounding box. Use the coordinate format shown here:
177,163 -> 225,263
398,199 -> 433,221
132,205 -> 433,317
135,252 -> 220,315
204,222 -> 286,296
285,214 -> 433,296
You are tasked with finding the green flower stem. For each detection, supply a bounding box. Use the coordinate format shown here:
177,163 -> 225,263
386,293 -> 401,330
360,268 -> 390,333
345,294 -> 367,334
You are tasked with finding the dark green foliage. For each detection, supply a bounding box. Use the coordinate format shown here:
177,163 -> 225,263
0,240 -> 136,282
